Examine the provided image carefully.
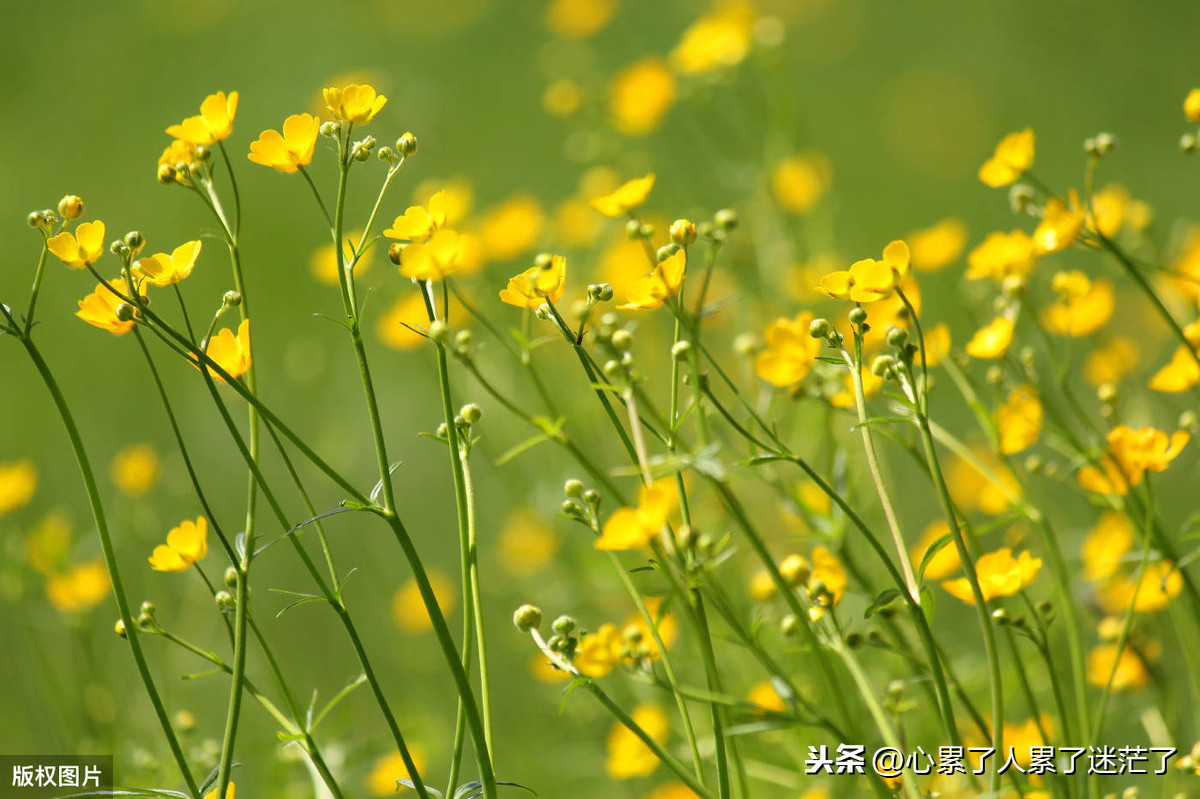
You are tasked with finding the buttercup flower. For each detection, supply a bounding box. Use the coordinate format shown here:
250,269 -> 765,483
997,385 -> 1043,454
1098,561 -> 1183,614
366,749 -> 426,796
942,548 -> 1042,604
921,322 -> 952,367
376,292 -> 435,350
817,241 -> 910,303
135,240 -> 202,287
810,546 -> 847,606
978,128 -> 1034,187
1090,184 -> 1129,238
1033,190 -> 1084,255
907,218 -> 967,272
1087,643 -> 1148,691
392,571 -> 455,633
204,783 -> 236,799
247,113 -> 320,173
574,623 -> 624,677
1081,511 -> 1133,582
1185,88 -> 1200,123
1085,336 -> 1138,386
76,277 -> 140,335
618,250 -> 686,311
111,443 -> 160,497
591,173 -> 656,218
158,139 -> 198,172
771,153 -> 832,215
669,0 -> 756,75
1149,321 -> 1200,393
965,315 -> 1014,359
499,255 -> 567,309
1039,272 -> 1113,337
323,84 -> 387,125
311,231 -> 371,285
755,311 -> 820,387
166,91 -> 238,146
46,559 -> 111,612
965,230 -> 1036,282
196,319 -> 252,382
748,681 -> 786,713
397,229 -> 471,282
385,192 -> 447,243
0,459 -> 37,516
498,509 -> 559,576
606,704 -> 668,778
477,194 -> 546,261
148,516 -> 209,572
545,0 -> 617,39
48,221 -> 106,269
910,520 -> 961,581
595,479 -> 676,550
1077,425 -> 1189,496
609,59 -> 676,137
621,597 -> 678,660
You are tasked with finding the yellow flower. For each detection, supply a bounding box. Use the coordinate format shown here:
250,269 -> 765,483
817,240 -> 910,303
196,319 -> 252,382
922,322 -> 952,367
311,231 -> 371,285
545,0 -> 617,39
591,173 -> 656,218
323,84 -> 387,125
499,255 -> 567,309
618,250 -> 687,311
942,548 -> 1042,604
376,292 -> 433,350
1086,643 -> 1148,691
204,783 -> 235,799
530,651 -> 571,684
386,192 -> 448,244
965,230 -> 1036,281
1077,426 -> 1188,496
910,520 -> 961,580
0,459 -> 37,516
946,446 -> 1018,515
610,58 -> 677,137
46,559 -> 111,613
1081,511 -> 1133,582
1149,321 -> 1200,393
148,516 -> 209,572
111,443 -> 160,497
1098,561 -> 1183,615
76,277 -> 141,335
392,570 -> 455,633
166,90 -> 238,146
158,139 -> 198,172
575,623 -> 624,677
498,510 -> 559,576
134,240 -> 202,287
670,0 -> 756,75
607,704 -> 668,779
1185,88 -> 1200,123
907,218 -> 967,272
754,312 -> 820,387
477,194 -> 545,261
247,113 -> 320,173
1090,184 -> 1129,238
644,783 -> 700,799
1040,272 -> 1113,337
997,385 -> 1042,454
25,512 -> 71,575
621,597 -> 678,660
48,221 -> 106,269
1084,336 -> 1138,386
366,749 -> 426,796
965,315 -> 1013,359
1033,189 -> 1084,255
748,570 -> 776,602
771,153 -> 832,215
412,178 -> 474,227
397,229 -> 471,282
978,128 -> 1034,188
811,546 -> 847,605
595,479 -> 676,550
747,681 -> 786,712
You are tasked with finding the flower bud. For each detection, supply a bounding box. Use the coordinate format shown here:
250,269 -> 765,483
885,326 -> 909,349
675,524 -> 696,550
513,604 -> 542,632
1094,132 -> 1115,156
320,121 -> 342,138
223,290 -> 243,308
114,619 -> 127,638
845,632 -> 863,649
110,240 -> 130,258
1182,133 -> 1198,153
215,590 -> 236,610
624,219 -> 642,239
551,615 -> 576,635
638,222 -> 655,239
460,403 -> 482,425
809,318 -> 831,339
224,567 -> 238,588
592,283 -> 614,303
778,554 -> 811,587
140,600 -> 156,618
455,329 -> 473,349
603,359 -> 622,379
428,320 -> 450,343
124,231 -> 145,254
656,243 -> 680,262
195,145 -> 211,161
672,340 -> 692,360
396,132 -> 418,157
669,219 -> 697,246
564,479 -> 584,498
780,613 -> 799,637
611,329 -> 633,351
115,303 -> 136,322
583,489 -> 601,505
26,210 -> 46,229
1009,184 -> 1034,214
157,165 -> 177,185
992,607 -> 1010,624
1097,383 -> 1117,404
58,195 -> 85,220
714,208 -> 739,230
848,307 -> 867,326
870,355 -> 895,378
377,146 -> 397,163
351,136 -> 376,162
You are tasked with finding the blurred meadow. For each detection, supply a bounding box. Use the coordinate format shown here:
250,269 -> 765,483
3,0 -> 1200,797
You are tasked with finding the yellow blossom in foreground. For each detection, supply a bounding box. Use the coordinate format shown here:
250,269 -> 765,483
111,443 -> 160,496
965,315 -> 1014,359
1077,426 -> 1189,496
1185,88 -> 1200,123
1084,336 -> 1138,386
76,277 -> 142,335
670,0 -> 756,75
607,704 -> 668,779
1081,511 -> 1133,582
0,459 -> 37,516
1086,643 -> 1148,691
978,128 -> 1034,188
817,240 -> 910,302
755,311 -> 820,387
595,479 -> 676,550
366,748 -> 426,796
610,59 -> 676,137
477,194 -> 545,261
965,230 -> 1036,281
204,783 -> 235,799
591,173 -> 656,218
167,91 -> 238,146
1040,273 -> 1113,337
545,0 -> 616,39
498,509 -> 558,576
398,229 -> 471,281
622,597 -> 678,659
911,520 -> 961,580
907,218 -> 967,272
575,623 -> 624,678
158,139 -> 198,172
376,292 -> 432,351
1149,321 -> 1200,393
771,153 -> 832,215
135,240 -> 202,287
392,570 -> 455,633
748,681 -> 786,712
25,512 -> 71,575
386,192 -> 447,243
618,250 -> 686,311
997,385 -> 1043,454
1033,190 -> 1084,255
1099,561 -> 1183,615
48,221 -> 106,269
247,113 -> 320,173
942,548 -> 1041,604
46,559 -> 111,613
324,84 -> 387,125
500,255 -> 567,309
196,319 -> 252,382
149,516 -> 209,572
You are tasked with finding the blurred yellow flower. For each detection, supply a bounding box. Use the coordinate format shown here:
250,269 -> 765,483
1090,183 -> 1129,238
965,315 -> 1013,359
25,512 -> 70,575
621,597 -> 678,659
644,783 -> 699,799
610,58 -> 676,137
811,546 -> 847,605
978,128 -> 1034,188
166,90 -> 238,145
922,322 -> 951,367
1040,272 -> 1113,337
498,510 -> 558,576
386,192 -> 448,243
771,153 -> 832,215
997,385 -> 1042,454
830,367 -> 883,409
149,516 -> 208,572
591,173 -> 656,218
247,113 -> 320,173
543,79 -> 584,117
618,250 -> 686,311
529,652 -> 571,683
500,256 -> 567,309
670,0 -> 756,75
0,459 -> 37,516
1077,425 -> 1188,496
1033,189 -> 1084,255
111,443 -> 160,496
204,783 -> 234,799
197,319 -> 252,382
1081,511 -> 1133,582
398,229 -> 471,282
595,479 -> 676,550
376,292 -> 432,351
817,240 -> 910,303
311,231 -> 371,285
607,704 -> 668,778
965,230 -> 1036,282
412,179 -> 473,227
575,622 -> 624,678
1185,88 -> 1200,123
545,0 -> 617,39
1084,336 -> 1138,386
76,278 -> 139,335
748,569 -> 776,602
907,218 -> 967,272
553,196 -> 604,247
48,221 -> 106,269
945,447 -> 1017,515
747,681 -> 786,712
477,194 -> 545,261
1098,560 -> 1183,615
910,520 -> 960,580
324,84 -> 387,125
1086,643 -> 1147,691
366,748 -> 426,796
135,240 -> 202,287
755,311 -> 819,387
392,570 -> 455,633
46,559 -> 111,613
942,548 -> 1041,604
1149,321 -> 1200,393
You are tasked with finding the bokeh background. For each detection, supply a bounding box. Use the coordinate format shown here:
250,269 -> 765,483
3,0 -> 1200,796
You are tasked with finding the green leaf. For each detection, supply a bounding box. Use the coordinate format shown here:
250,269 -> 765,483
397,780 -> 443,797
849,416 -> 910,432
559,676 -> 591,714
917,533 -> 955,582
864,588 -> 902,619
816,355 -> 846,365
311,673 -> 367,730
920,584 -> 936,625
495,431 -> 553,465
370,461 -> 404,503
